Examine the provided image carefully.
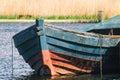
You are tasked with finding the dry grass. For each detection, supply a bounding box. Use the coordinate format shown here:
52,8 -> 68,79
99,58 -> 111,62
0,0 -> 120,18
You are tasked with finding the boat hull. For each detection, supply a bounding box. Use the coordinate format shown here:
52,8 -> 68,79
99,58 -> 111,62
50,52 -> 99,75
13,19 -> 120,76
26,49 -> 119,75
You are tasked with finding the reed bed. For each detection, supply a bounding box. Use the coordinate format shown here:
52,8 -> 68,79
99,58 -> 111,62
0,0 -> 120,19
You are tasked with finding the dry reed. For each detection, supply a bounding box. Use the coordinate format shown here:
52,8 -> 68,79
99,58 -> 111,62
0,0 -> 120,18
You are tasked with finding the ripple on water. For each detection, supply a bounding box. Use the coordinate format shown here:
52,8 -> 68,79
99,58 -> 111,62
0,22 -> 34,80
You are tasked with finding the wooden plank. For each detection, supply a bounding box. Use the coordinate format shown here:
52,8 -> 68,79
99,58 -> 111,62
36,19 -> 48,50
17,37 -> 40,55
36,19 -> 56,76
13,25 -> 37,47
27,53 -> 42,67
48,44 -> 101,61
104,35 -> 120,38
45,27 -> 120,47
46,37 -> 107,55
32,60 -> 43,70
21,44 -> 40,61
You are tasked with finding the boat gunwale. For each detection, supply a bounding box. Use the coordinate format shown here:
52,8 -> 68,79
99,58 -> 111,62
45,24 -> 120,39
45,24 -> 120,47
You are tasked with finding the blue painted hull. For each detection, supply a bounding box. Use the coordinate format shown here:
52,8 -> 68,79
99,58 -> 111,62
13,18 -> 120,76
45,24 -> 120,73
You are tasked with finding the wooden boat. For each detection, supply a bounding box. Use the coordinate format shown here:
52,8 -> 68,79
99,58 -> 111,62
13,15 -> 120,76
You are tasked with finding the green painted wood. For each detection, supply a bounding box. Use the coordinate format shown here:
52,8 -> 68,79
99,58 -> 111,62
45,27 -> 120,47
48,44 -> 101,61
46,36 -> 107,55
13,25 -> 37,47
36,19 -> 48,50
17,37 -> 40,55
13,24 -> 41,61
22,44 -> 40,61
81,15 -> 120,32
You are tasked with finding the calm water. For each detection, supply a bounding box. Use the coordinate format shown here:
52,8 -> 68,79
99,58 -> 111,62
0,22 -> 119,80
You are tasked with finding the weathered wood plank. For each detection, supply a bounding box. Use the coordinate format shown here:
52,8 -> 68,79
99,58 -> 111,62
45,27 -> 120,47
13,25 -> 37,47
36,19 -> 48,50
21,44 -> 40,61
27,52 -> 42,66
48,44 -> 101,61
17,37 -> 40,55
104,35 -> 120,38
46,37 -> 107,55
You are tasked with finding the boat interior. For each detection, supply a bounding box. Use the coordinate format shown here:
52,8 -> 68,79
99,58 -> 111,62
88,28 -> 120,35
87,28 -> 120,39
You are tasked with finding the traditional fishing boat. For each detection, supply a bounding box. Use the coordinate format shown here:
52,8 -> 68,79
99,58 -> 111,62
13,15 -> 120,76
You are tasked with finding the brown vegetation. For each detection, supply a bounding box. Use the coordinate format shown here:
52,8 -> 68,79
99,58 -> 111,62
0,0 -> 120,18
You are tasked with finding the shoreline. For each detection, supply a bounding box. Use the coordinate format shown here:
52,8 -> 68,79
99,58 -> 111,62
0,19 -> 98,23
